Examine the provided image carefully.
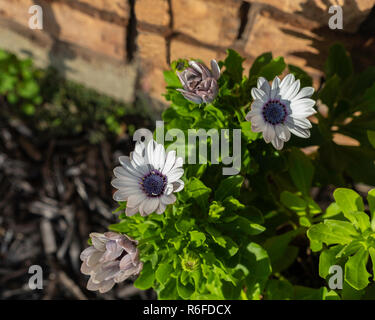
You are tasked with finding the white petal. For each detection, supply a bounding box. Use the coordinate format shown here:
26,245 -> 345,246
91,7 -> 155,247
161,194 -> 176,205
282,79 -> 300,101
111,177 -> 140,189
145,140 -> 156,167
125,206 -> 139,216
275,124 -> 291,142
272,76 -> 281,90
172,157 -> 184,170
80,262 -> 92,275
86,251 -> 103,267
287,116 -> 312,129
250,115 -> 266,132
153,143 -> 166,171
87,277 -> 101,291
80,246 -> 96,261
291,98 -> 316,110
156,202 -> 166,214
211,59 -> 221,80
142,198 -> 159,215
189,60 -> 203,74
90,233 -> 107,251
251,87 -> 268,102
292,86 -> 314,101
257,77 -> 271,96
286,118 -> 311,138
162,150 -> 176,174
271,136 -> 285,150
127,193 -> 147,208
172,179 -> 184,192
131,151 -> 145,167
279,74 -> 295,90
263,123 -> 275,143
98,280 -> 116,293
167,168 -> 184,183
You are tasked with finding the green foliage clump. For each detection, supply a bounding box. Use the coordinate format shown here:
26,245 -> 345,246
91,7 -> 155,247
110,43 -> 375,300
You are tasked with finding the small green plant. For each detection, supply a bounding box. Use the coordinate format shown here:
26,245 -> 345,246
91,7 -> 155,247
104,43 -> 375,300
0,50 -> 42,116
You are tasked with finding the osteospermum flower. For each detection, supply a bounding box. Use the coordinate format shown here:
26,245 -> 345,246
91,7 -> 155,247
111,139 -> 184,216
176,59 -> 220,104
245,74 -> 316,150
80,232 -> 143,293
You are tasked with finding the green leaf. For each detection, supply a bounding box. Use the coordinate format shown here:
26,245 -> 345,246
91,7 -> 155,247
155,263 -> 174,286
345,247 -> 371,290
249,52 -> 272,79
208,201 -> 225,220
244,242 -> 272,299
215,175 -> 244,201
368,189 -> 375,229
186,178 -> 211,209
288,147 -> 314,196
307,221 -> 357,251
134,261 -> 155,290
368,131 -> 375,148
159,278 -> 178,299
205,225 -> 227,248
163,70 -> 181,88
264,229 -> 301,272
17,80 -> 39,99
280,191 -> 307,211
177,280 -> 195,299
240,121 -> 261,142
189,231 -> 206,247
369,247 -> 375,281
234,216 -> 265,235
175,217 -> 195,233
258,57 -> 286,81
323,202 -> 341,219
223,49 -> 245,83
319,75 -> 341,109
333,188 -> 365,218
319,245 -> 343,278
325,43 -> 353,80
265,279 -> 294,300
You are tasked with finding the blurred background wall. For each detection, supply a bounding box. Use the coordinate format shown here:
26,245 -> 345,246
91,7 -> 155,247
0,0 -> 374,110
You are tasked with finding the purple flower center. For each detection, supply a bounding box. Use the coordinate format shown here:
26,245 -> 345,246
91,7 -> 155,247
262,100 -> 287,125
141,170 -> 167,197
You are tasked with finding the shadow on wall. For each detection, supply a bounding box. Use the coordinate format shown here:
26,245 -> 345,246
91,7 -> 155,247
283,0 -> 375,73
33,0 -> 76,79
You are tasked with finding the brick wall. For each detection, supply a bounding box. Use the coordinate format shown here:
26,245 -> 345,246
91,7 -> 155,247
0,0 -> 374,108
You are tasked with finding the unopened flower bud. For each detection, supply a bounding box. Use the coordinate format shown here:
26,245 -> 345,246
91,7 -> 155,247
176,59 -> 220,104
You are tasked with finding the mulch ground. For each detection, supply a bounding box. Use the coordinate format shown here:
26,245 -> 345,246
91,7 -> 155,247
0,115 -> 155,300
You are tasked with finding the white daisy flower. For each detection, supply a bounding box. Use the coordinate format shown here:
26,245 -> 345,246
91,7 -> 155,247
245,74 -> 317,150
111,139 -> 184,216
